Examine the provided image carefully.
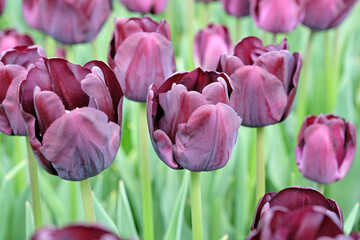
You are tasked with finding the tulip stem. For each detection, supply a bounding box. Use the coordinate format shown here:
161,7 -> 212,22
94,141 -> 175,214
191,171 -> 203,240
256,127 -> 265,201
26,138 -> 43,229
235,18 -> 242,42
272,33 -> 277,44
316,183 -> 326,195
80,178 -> 96,222
139,103 -> 154,240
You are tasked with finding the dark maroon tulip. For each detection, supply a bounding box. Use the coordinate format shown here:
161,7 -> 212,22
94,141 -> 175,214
31,224 -> 122,240
194,24 -> 232,71
119,0 -> 168,14
295,114 -> 357,184
248,187 -> 344,240
250,0 -> 304,33
23,0 -> 112,44
302,0 -> 358,30
147,68 -> 242,171
0,45 -> 46,136
0,29 -> 34,52
217,36 -> 302,127
108,17 -> 176,102
221,0 -> 250,17
20,58 -> 124,181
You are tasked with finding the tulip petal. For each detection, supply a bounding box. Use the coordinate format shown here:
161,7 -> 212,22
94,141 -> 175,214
202,79 -> 230,105
173,103 -> 241,171
40,107 -> 120,180
153,129 -> 180,169
229,65 -> 288,127
217,54 -> 244,76
339,121 -> 357,179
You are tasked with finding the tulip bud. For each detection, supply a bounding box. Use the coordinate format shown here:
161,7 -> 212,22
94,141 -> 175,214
217,36 -> 302,127
248,186 -> 344,240
119,0 -> 168,14
220,0 -> 250,17
302,0 -> 358,30
194,24 -> 232,71
20,58 -> 124,181
250,0 -> 304,33
23,0 -> 112,44
147,68 -> 242,171
0,29 -> 34,52
108,17 -> 176,102
31,224 -> 122,240
295,114 -> 357,184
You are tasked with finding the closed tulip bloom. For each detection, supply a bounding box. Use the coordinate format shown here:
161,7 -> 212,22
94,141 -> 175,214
31,224 -> 122,240
109,17 -> 176,102
194,24 -> 232,71
23,0 -> 112,44
0,29 -> 34,52
221,0 -> 250,17
20,58 -> 124,181
250,0 -> 304,33
119,0 -> 168,14
296,114 -> 357,184
302,0 -> 358,30
217,36 -> 302,127
248,186 -> 344,240
147,68 -> 242,171
0,45 -> 46,136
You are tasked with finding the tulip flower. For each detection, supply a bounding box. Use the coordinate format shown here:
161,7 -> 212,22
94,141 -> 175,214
23,0 -> 112,44
20,58 -> 124,181
0,45 -> 46,136
147,68 -> 242,171
194,24 -> 232,71
31,224 -> 122,240
302,0 -> 358,30
0,29 -> 34,52
295,114 -> 357,184
248,186 -> 344,240
108,17 -> 176,102
0,0 -> 5,15
217,36 -> 302,127
119,0 -> 168,14
250,0 -> 304,33
220,0 -> 250,17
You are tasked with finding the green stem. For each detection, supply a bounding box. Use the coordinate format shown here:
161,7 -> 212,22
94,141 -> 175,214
297,30 -> 315,130
272,33 -> 277,44
69,181 -> 77,220
91,41 -> 98,60
139,103 -> 154,240
186,0 -> 195,70
80,178 -> 96,222
256,127 -> 265,201
204,3 -> 210,26
14,136 -> 25,192
235,18 -> 242,42
191,171 -> 203,240
26,139 -> 42,229
316,183 -> 325,195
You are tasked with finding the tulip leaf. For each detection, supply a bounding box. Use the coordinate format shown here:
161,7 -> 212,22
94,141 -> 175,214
344,202 -> 359,235
117,180 -> 139,239
0,181 -> 11,240
163,171 -> 190,240
92,192 -> 119,235
25,201 -> 35,240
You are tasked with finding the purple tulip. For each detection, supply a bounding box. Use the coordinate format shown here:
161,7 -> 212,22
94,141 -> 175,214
302,0 -> 358,30
0,0 -> 5,15
250,0 -> 304,33
31,224 -> 122,240
0,29 -> 34,52
248,186 -> 344,240
119,0 -> 168,14
295,114 -> 357,184
220,0 -> 250,17
20,58 -> 124,181
23,0 -> 112,44
0,45 -> 46,136
217,36 -> 302,127
147,68 -> 242,171
108,17 -> 176,102
194,24 -> 232,71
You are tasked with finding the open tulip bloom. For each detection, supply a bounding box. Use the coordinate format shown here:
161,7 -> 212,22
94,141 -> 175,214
20,57 -> 124,181
296,114 -> 357,184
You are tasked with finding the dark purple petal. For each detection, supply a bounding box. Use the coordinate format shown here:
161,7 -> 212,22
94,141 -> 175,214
0,45 -> 46,68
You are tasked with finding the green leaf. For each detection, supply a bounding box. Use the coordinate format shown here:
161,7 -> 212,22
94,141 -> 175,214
163,171 -> 190,240
25,201 -> 35,240
0,181 -> 11,240
92,192 -> 119,235
117,180 -> 139,239
344,202 -> 359,235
